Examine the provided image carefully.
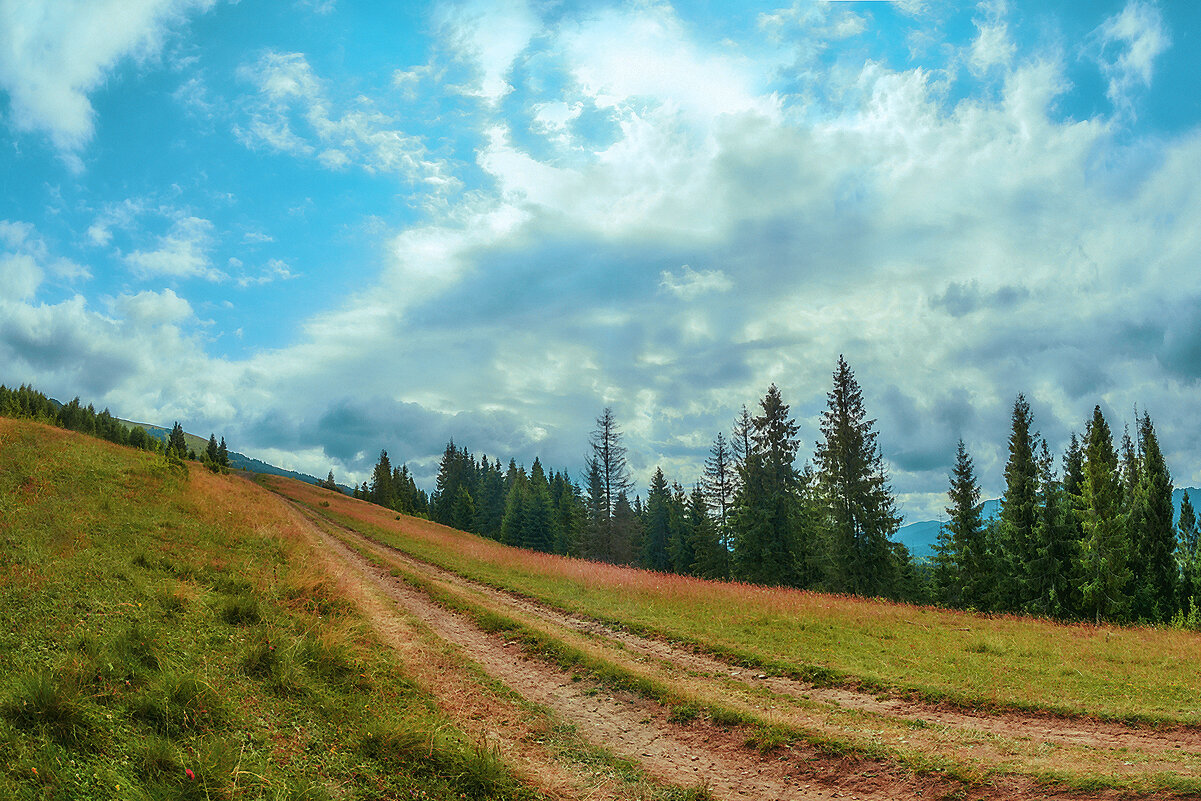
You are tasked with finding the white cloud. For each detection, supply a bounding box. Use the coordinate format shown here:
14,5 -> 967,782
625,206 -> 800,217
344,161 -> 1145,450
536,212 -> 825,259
0,219 -> 89,294
0,0 -> 214,159
113,288 -> 195,325
436,0 -> 539,103
235,51 -> 456,189
1090,1 -> 1170,118
124,215 -> 223,281
659,266 -> 734,300
968,0 -> 1015,76
0,253 -> 43,301
236,258 -> 299,287
559,4 -> 776,123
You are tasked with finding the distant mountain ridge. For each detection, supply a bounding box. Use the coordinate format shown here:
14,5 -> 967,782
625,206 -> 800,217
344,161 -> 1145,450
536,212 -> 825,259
898,492 -> 1201,560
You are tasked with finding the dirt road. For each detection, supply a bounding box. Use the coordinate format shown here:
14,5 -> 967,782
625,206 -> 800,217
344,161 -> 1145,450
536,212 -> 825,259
273,485 -> 1198,800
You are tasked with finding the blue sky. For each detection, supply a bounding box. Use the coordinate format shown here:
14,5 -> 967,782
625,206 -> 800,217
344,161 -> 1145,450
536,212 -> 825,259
2,0 -> 1200,521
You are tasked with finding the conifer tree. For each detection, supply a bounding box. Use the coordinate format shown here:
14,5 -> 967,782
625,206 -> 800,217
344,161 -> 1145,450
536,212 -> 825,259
815,358 -> 900,597
522,459 -> 554,552
732,384 -> 805,587
551,473 -> 585,556
1028,440 -> 1077,618
473,457 -> 507,539
666,482 -> 694,574
167,421 -> 188,459
686,484 -> 726,578
1075,406 -> 1131,624
586,409 -> 634,562
205,434 -> 220,463
642,468 -> 672,571
370,450 -> 394,508
218,436 -> 229,467
934,440 -> 986,609
996,395 -> 1039,612
704,431 -> 736,563
1129,412 -> 1176,622
500,466 -> 528,547
452,486 -> 476,532
1178,491 -> 1199,614
610,491 -> 642,565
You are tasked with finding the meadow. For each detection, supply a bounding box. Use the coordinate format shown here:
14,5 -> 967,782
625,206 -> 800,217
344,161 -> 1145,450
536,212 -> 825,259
269,475 -> 1201,726
0,419 -> 537,801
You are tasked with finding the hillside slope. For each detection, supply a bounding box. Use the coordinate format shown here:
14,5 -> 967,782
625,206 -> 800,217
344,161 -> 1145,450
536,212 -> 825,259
0,419 -> 544,801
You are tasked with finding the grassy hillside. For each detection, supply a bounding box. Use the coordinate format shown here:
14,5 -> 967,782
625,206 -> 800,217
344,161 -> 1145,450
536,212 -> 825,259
268,475 -> 1201,726
0,419 -> 537,801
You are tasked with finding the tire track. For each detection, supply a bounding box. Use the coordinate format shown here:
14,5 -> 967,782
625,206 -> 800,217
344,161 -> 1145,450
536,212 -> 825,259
287,501 -> 949,801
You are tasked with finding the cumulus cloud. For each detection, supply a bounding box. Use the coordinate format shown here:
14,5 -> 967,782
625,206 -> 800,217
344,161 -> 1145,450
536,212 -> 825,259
124,215 -> 223,281
968,0 -> 1015,76
0,0 -> 214,161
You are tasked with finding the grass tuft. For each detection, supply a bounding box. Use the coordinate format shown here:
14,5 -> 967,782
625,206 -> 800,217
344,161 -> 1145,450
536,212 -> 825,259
2,670 -> 96,748
220,593 -> 261,625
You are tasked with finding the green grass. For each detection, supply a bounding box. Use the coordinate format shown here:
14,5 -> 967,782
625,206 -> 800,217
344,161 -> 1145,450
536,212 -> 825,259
0,419 -> 540,801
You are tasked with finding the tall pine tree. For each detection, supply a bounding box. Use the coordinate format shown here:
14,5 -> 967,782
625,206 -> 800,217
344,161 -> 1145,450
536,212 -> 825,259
1075,406 -> 1131,624
731,385 -> 804,586
815,357 -> 900,598
1129,412 -> 1176,622
996,395 -> 1039,613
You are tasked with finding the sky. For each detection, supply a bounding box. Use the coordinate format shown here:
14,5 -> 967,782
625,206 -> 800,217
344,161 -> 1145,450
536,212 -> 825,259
2,0 -> 1200,522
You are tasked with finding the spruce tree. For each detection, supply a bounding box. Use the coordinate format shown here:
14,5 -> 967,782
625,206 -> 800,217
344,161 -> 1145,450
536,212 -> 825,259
167,421 -> 188,459
522,459 -> 554,552
686,484 -> 726,578
1130,412 -> 1176,622
370,450 -> 394,508
815,358 -> 900,597
205,434 -> 220,463
500,467 -> 527,547
1178,491 -> 1199,614
996,395 -> 1039,613
1075,406 -> 1132,624
731,384 -> 812,587
586,409 -> 634,562
1028,440 -> 1077,618
666,482 -> 694,574
642,468 -> 672,572
703,432 -> 736,552
935,440 -> 986,609
217,436 -> 229,467
452,486 -> 476,532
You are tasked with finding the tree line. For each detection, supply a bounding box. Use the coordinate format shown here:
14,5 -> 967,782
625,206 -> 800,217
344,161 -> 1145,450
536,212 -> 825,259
934,397 -> 1197,626
0,383 -> 230,472
340,357 -> 1200,625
